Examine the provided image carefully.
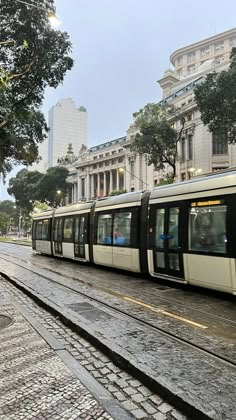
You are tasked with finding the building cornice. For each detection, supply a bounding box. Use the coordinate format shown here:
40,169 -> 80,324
170,27 -> 236,65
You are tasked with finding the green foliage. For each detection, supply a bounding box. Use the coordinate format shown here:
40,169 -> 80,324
8,166 -> 70,210
194,48 -> 236,144
0,212 -> 10,235
131,103 -> 185,178
0,0 -> 74,177
37,166 -> 69,207
8,168 -> 43,214
109,189 -> 127,196
158,175 -> 175,186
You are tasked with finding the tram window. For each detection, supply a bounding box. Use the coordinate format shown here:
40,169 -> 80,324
155,209 -> 165,248
75,215 -> 86,244
42,220 -> 49,240
36,221 -> 42,240
63,217 -> 73,241
169,208 -> 179,249
97,213 -> 112,244
113,211 -> 132,246
189,205 -> 227,253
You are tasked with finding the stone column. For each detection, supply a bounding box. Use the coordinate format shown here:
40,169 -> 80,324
104,172 -> 107,196
116,169 -> 119,190
97,173 -> 100,197
77,175 -> 81,201
91,174 -> 94,198
86,174 -> 90,200
109,170 -> 112,194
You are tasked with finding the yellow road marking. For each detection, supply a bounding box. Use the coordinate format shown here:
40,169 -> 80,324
123,296 -> 208,329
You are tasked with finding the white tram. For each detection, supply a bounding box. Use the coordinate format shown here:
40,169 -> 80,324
32,171 -> 236,295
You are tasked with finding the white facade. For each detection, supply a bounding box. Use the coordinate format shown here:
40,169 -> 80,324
61,28 -> 236,202
158,28 -> 236,181
48,98 -> 87,168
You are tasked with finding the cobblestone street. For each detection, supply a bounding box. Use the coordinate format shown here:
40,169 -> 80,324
0,286 -> 114,420
0,277 -> 186,420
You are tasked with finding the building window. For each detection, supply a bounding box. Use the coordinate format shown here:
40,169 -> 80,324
99,154 -> 103,158
105,161 -> 110,166
118,157 -> 123,163
188,135 -> 193,160
187,113 -> 193,121
176,57 -> 182,66
181,173 -> 186,181
99,163 -> 103,168
215,42 -> 224,52
212,133 -> 228,155
230,38 -> 236,48
200,46 -> 209,57
154,180 -> 158,186
181,138 -> 186,161
111,159 -> 116,164
93,164 -> 97,169
112,151 -> 116,155
187,52 -> 195,63
93,156 -> 97,160
105,152 -> 110,156
187,65 -> 196,74
118,148 -> 123,153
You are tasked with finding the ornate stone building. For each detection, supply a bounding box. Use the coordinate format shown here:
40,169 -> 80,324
61,28 -> 236,203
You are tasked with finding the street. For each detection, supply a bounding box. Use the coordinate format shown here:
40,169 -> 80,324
0,243 -> 235,420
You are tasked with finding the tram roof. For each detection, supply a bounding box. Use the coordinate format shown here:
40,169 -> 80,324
95,191 -> 143,209
32,209 -> 55,219
150,170 -> 236,200
54,201 -> 93,216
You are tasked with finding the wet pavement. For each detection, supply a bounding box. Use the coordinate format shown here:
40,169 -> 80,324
0,285 -> 115,420
0,243 -> 236,420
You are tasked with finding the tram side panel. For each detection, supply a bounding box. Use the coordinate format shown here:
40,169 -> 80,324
93,204 -> 141,272
52,212 -> 90,262
32,217 -> 53,255
148,193 -> 236,294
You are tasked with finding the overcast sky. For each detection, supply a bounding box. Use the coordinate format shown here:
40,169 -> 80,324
1,0 -> 236,199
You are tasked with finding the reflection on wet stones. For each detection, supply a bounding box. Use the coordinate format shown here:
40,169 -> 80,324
0,314 -> 13,331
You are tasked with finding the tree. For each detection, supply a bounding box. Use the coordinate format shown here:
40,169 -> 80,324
0,0 -> 74,178
0,212 -> 10,235
130,103 -> 185,179
109,189 -> 127,196
8,168 -> 43,213
194,48 -> 236,144
8,166 -> 69,209
37,166 -> 69,207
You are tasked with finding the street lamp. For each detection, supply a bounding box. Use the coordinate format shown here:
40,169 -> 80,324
118,167 -> 151,190
14,0 -> 60,27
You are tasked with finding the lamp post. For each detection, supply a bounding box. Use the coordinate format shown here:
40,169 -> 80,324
14,0 -> 60,26
118,167 -> 151,190
18,210 -> 22,238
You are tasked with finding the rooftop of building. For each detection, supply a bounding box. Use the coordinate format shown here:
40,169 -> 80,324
170,27 -> 236,65
89,136 -> 126,153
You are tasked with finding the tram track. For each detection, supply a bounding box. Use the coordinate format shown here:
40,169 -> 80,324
0,251 -> 236,368
1,248 -> 236,326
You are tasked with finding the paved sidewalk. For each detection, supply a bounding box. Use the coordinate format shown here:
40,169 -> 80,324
0,288 -> 113,420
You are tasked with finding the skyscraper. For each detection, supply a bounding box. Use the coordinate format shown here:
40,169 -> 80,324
48,98 -> 87,168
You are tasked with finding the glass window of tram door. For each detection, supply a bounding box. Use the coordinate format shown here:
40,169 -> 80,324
53,218 -> 63,254
153,206 -> 182,275
74,215 -> 87,258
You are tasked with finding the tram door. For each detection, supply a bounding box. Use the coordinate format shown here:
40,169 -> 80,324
53,217 -> 63,255
74,215 -> 87,259
153,206 -> 184,278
